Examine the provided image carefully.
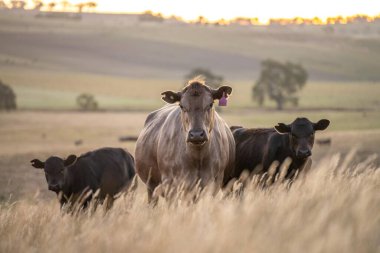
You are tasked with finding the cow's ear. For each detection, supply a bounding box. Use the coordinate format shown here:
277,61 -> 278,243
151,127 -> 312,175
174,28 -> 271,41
31,159 -> 45,169
274,123 -> 291,134
212,86 -> 232,100
161,91 -> 181,104
314,119 -> 330,131
64,155 -> 77,167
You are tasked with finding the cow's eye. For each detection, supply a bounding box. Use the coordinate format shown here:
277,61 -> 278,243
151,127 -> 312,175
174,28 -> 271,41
209,103 -> 213,109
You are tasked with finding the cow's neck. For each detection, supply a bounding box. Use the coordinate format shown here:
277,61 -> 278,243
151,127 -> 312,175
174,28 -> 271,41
62,167 -> 74,197
284,134 -> 297,158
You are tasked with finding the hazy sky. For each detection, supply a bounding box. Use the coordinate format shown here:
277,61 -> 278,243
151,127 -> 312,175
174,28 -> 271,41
39,0 -> 380,22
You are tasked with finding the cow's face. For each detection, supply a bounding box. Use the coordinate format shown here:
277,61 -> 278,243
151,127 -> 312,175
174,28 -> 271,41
162,80 -> 232,147
275,118 -> 330,159
30,155 -> 77,193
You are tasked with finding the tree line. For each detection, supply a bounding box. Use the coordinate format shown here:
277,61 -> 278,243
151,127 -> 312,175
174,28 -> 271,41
0,1 -> 97,13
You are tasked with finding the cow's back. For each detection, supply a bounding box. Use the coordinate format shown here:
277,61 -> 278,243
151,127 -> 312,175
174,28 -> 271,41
64,148 -> 135,197
230,128 -> 276,179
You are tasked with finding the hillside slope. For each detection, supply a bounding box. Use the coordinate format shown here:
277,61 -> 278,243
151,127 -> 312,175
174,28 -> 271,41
1,11 -> 380,81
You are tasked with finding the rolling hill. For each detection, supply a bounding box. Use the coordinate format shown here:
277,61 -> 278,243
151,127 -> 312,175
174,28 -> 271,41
1,10 -> 380,82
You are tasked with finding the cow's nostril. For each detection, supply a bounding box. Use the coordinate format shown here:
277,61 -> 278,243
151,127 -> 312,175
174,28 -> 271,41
48,184 -> 60,191
188,129 -> 207,143
298,149 -> 311,157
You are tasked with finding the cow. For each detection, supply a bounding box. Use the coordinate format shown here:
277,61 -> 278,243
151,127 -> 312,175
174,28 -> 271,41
30,147 -> 136,210
226,118 -> 330,185
135,79 -> 235,203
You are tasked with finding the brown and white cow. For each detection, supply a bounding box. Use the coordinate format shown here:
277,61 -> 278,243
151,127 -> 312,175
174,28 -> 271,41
135,79 -> 235,202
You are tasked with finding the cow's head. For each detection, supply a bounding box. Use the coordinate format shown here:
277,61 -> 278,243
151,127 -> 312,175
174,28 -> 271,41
30,155 -> 77,193
275,118 -> 330,159
161,79 -> 232,147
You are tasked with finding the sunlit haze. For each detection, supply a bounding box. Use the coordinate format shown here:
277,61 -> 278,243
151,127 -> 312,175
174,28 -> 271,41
28,0 -> 380,22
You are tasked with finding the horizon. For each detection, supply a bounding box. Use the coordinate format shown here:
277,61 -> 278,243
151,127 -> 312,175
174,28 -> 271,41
5,0 -> 380,23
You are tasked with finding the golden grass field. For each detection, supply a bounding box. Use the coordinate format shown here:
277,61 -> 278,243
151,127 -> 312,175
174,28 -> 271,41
1,10 -> 380,253
0,111 -> 379,253
0,151 -> 379,253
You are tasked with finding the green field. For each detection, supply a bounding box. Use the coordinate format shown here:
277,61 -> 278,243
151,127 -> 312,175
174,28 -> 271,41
2,67 -> 380,111
2,67 -> 379,131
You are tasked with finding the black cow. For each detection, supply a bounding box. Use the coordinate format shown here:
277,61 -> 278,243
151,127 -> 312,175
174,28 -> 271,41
31,147 -> 135,210
225,118 -> 330,185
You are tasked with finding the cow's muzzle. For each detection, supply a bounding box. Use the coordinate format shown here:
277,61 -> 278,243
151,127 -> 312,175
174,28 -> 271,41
187,129 -> 208,145
48,184 -> 61,192
296,149 -> 312,159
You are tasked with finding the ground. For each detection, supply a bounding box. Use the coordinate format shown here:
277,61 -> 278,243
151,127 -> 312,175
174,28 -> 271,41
0,111 -> 379,202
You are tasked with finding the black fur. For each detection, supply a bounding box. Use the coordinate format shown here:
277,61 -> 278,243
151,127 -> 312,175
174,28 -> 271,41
225,118 -> 329,184
31,147 -> 135,209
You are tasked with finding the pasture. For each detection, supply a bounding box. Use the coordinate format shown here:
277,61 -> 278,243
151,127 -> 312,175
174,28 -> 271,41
0,9 -> 380,253
0,144 -> 379,253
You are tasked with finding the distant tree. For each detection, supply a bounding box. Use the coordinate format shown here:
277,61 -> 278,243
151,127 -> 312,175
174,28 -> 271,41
184,68 -> 224,88
139,10 -> 164,22
76,93 -> 98,110
86,1 -> 97,11
60,0 -> 70,11
10,0 -> 26,9
32,0 -> 43,10
252,59 -> 308,110
0,1 -> 8,9
0,80 -> 17,111
196,16 -> 208,25
312,17 -> 322,25
233,17 -> 260,26
47,2 -> 56,11
214,18 -> 228,26
168,15 -> 183,23
75,3 -> 84,13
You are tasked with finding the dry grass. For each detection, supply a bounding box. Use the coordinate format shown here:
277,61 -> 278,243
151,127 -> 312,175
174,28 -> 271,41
0,152 -> 379,253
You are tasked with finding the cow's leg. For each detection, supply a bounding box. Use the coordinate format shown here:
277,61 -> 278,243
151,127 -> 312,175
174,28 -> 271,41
147,185 -> 159,206
103,195 -> 114,211
262,159 -> 279,187
147,187 -> 154,203
198,167 -> 222,197
297,158 -> 312,179
147,178 -> 160,206
138,164 -> 161,206
263,149 -> 279,173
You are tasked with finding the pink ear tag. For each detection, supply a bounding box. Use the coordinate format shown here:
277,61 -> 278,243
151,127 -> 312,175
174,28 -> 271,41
218,92 -> 228,106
